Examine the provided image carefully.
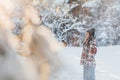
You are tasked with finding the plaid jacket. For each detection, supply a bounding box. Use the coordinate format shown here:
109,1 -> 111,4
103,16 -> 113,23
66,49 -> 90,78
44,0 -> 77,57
80,39 -> 97,67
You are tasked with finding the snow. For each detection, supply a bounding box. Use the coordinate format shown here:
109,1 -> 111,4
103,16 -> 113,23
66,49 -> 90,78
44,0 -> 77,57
54,0 -> 65,5
0,38 -> 120,80
82,0 -> 101,8
50,45 -> 120,80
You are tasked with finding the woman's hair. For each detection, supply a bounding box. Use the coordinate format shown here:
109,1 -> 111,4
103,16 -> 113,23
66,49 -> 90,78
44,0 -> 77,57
84,28 -> 95,46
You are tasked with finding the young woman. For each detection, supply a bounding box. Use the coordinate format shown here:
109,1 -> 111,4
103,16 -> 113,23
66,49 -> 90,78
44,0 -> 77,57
80,28 -> 97,80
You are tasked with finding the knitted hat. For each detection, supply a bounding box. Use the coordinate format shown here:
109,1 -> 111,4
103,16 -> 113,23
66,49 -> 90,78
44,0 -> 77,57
87,28 -> 95,37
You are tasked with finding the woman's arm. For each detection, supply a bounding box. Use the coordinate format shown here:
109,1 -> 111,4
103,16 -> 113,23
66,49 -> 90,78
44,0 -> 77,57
80,46 -> 87,64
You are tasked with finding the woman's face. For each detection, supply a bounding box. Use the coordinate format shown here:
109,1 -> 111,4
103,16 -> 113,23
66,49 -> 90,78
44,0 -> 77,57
85,32 -> 89,40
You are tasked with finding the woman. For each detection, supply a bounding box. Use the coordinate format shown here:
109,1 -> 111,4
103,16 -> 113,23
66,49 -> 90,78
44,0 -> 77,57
80,28 -> 97,80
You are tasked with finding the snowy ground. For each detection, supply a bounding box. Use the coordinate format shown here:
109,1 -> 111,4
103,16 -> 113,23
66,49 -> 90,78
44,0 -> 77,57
51,45 -> 120,80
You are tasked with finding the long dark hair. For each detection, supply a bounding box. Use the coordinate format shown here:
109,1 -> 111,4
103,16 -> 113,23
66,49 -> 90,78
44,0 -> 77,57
84,28 -> 95,46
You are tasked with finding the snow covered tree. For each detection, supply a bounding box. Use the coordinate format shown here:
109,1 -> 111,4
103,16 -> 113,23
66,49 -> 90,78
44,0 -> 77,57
12,0 -> 120,46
